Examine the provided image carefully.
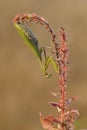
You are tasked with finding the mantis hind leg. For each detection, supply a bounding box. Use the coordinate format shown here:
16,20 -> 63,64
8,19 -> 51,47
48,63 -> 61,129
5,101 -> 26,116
40,47 -> 59,78
44,56 -> 59,78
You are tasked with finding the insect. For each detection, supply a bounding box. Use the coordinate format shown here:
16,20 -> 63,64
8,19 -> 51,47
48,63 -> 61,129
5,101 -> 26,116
14,22 -> 59,78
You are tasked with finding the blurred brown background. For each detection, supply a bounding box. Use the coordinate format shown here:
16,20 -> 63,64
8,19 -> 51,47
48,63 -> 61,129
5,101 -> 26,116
0,0 -> 87,130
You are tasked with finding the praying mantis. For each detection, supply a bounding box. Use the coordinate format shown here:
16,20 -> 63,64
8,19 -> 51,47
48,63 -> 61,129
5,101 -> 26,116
14,22 -> 59,78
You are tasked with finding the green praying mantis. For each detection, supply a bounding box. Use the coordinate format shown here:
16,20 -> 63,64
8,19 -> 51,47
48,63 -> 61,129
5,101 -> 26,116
14,22 -> 59,78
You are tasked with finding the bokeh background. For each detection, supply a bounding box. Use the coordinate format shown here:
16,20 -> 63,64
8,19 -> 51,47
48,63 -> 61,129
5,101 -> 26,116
0,0 -> 87,130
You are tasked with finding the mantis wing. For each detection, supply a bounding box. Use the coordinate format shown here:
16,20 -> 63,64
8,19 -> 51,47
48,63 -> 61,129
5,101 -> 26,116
14,23 -> 41,61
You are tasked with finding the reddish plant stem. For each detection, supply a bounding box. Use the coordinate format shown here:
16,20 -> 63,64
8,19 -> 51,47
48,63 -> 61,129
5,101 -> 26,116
57,27 -> 68,130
